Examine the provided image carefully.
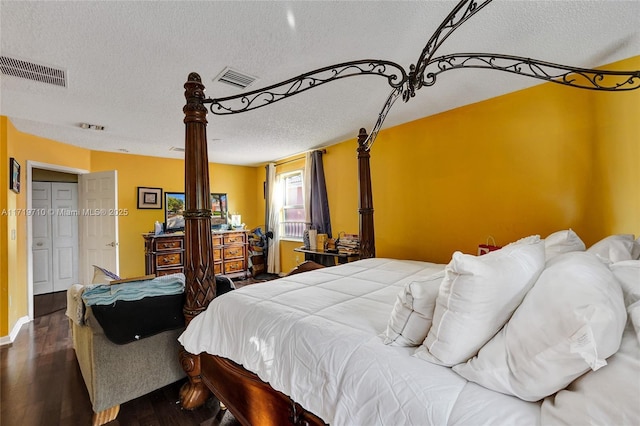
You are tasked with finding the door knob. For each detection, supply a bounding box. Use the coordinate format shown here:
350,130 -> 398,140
106,241 -> 117,247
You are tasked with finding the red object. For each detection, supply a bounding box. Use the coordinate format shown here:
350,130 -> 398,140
478,237 -> 501,255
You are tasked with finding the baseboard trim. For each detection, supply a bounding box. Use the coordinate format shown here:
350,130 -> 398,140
0,315 -> 31,347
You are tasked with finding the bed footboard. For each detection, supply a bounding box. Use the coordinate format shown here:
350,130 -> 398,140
200,354 -> 326,426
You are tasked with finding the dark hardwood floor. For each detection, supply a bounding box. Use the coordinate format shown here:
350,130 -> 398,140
0,306 -> 240,426
33,290 -> 67,318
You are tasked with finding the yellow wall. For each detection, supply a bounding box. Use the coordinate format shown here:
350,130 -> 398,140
1,118 -> 92,336
317,56 -> 640,264
1,117 -> 9,336
0,120 -> 260,338
260,56 -> 640,270
90,152 -> 260,278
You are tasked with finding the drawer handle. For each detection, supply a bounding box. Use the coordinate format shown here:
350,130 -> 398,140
162,243 -> 172,248
161,256 -> 174,264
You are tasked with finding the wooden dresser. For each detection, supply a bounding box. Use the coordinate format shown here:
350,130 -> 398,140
143,230 -> 249,279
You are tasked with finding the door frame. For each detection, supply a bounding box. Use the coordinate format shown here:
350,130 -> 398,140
26,161 -> 88,320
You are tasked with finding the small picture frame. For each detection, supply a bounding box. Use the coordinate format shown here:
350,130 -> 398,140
9,158 -> 20,194
137,186 -> 162,209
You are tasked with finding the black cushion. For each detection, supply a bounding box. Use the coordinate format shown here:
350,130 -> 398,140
216,275 -> 236,296
91,293 -> 185,345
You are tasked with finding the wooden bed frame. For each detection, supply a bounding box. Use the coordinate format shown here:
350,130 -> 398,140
175,3 -> 640,421
177,73 -> 375,424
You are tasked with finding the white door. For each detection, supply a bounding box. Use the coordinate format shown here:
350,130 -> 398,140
78,170 -> 119,284
32,182 -> 53,295
32,182 -> 80,294
52,183 -> 79,291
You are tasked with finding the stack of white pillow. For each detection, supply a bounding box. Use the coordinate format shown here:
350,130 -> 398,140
383,230 -> 640,423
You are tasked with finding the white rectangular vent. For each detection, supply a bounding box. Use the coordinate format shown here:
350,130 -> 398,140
0,56 -> 67,87
214,67 -> 257,89
169,147 -> 185,152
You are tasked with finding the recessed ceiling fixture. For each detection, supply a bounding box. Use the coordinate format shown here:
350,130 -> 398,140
213,67 -> 258,89
169,146 -> 185,152
0,55 -> 67,87
79,122 -> 105,131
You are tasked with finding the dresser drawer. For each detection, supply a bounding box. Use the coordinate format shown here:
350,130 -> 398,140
154,238 -> 183,252
156,252 -> 182,267
157,267 -> 184,276
145,231 -> 248,280
223,246 -> 244,260
224,260 -> 245,274
224,232 -> 245,245
213,248 -> 222,261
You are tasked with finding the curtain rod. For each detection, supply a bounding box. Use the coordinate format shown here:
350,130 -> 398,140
274,149 -> 326,167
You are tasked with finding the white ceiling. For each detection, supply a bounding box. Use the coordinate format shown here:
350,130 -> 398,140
1,0 -> 639,166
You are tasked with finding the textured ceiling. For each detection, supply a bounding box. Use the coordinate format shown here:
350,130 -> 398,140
1,1 -> 639,166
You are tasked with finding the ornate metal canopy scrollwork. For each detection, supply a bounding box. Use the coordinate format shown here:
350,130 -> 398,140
202,0 -> 640,150
422,54 -> 640,91
204,60 -> 407,115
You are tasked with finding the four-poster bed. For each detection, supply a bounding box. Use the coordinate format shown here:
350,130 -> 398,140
176,1 -> 639,424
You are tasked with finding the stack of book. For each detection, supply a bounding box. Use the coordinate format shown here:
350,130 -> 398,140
337,233 -> 360,255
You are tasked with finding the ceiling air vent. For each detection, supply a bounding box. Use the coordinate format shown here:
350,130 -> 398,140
0,56 -> 67,87
214,67 -> 257,89
169,147 -> 185,152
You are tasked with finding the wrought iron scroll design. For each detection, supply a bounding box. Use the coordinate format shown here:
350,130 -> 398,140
202,0 -> 640,149
422,54 -> 640,91
412,0 -> 493,93
204,60 -> 407,115
363,87 -> 403,151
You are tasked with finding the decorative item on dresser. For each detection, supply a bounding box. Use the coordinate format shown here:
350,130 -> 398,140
143,230 -> 249,279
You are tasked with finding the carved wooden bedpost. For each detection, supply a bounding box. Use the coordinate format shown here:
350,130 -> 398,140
179,72 -> 215,409
357,128 -> 375,258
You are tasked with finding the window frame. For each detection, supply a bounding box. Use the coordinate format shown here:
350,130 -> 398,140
279,169 -> 305,241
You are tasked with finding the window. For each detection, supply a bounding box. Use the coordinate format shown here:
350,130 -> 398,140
280,170 -> 305,239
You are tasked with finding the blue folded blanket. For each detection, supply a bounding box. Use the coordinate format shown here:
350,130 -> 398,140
82,273 -> 185,306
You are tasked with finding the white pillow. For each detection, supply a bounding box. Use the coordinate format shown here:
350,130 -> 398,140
544,229 -> 585,261
453,251 -> 627,401
91,265 -> 121,284
587,234 -> 636,264
634,236 -> 640,260
382,271 -> 445,346
541,306 -> 640,425
610,260 -> 640,339
414,235 -> 545,366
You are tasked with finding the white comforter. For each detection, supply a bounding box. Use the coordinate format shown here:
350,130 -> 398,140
179,258 -> 540,425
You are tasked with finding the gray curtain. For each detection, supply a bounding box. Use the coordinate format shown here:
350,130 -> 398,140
310,150 -> 332,239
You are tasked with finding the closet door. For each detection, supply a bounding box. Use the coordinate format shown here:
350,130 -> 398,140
32,182 -> 79,295
32,182 -> 53,295
51,183 -> 79,292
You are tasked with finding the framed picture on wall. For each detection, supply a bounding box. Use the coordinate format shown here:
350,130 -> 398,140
9,158 -> 20,194
137,186 -> 163,209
